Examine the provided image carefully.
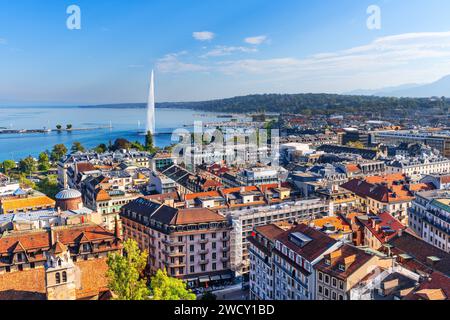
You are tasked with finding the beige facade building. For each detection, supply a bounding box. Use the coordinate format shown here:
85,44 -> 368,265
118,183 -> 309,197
120,198 -> 233,286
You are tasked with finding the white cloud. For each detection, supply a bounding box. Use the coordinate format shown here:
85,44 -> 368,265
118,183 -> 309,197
244,35 -> 268,45
156,52 -> 209,73
193,31 -> 215,41
201,46 -> 258,58
158,31 -> 450,92
0,38 -> 7,45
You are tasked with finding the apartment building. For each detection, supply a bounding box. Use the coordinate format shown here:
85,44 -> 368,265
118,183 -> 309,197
248,223 -> 291,300
272,224 -> 342,300
386,156 -> 450,177
223,198 -> 330,275
358,212 -> 407,250
373,130 -> 450,158
340,173 -> 433,224
120,198 -> 233,287
315,244 -> 392,300
408,190 -> 450,253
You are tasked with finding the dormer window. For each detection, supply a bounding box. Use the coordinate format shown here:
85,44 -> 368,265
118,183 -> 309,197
325,259 -> 331,266
338,264 -> 346,272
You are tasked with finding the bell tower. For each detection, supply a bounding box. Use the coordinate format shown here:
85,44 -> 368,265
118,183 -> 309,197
45,231 -> 77,300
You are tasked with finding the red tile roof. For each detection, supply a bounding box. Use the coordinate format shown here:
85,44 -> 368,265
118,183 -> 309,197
359,212 -> 406,244
275,224 -> 337,262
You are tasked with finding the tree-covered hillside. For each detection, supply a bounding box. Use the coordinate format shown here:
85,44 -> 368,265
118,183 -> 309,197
81,93 -> 449,115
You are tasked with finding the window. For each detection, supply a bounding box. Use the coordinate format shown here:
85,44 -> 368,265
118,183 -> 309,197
190,255 -> 194,262
332,278 -> 337,288
324,288 -> 329,298
318,272 -> 323,281
201,234 -> 206,240
212,263 -> 216,271
324,275 -> 330,284
189,235 -> 194,241
190,266 -> 195,273
318,285 -> 323,294
212,242 -> 216,250
62,271 -> 67,283
212,233 -> 216,239
332,292 -> 337,300
178,236 -> 183,242
55,273 -> 61,284
201,265 -> 206,272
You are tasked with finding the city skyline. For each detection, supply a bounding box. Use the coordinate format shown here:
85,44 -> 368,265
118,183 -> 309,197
2,0 -> 450,105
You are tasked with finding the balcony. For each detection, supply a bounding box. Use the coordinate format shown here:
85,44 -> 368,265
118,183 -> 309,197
163,261 -> 186,268
221,257 -> 229,263
169,251 -> 186,257
222,247 -> 230,252
197,249 -> 209,255
198,238 -> 209,244
162,239 -> 184,246
221,236 -> 230,241
199,259 -> 209,265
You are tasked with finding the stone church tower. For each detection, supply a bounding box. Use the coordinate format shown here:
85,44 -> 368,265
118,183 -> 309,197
45,231 -> 77,300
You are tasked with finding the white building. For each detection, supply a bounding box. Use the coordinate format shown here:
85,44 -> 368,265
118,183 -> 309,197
386,155 -> 450,177
222,198 -> 330,275
272,224 -> 342,300
408,190 -> 450,253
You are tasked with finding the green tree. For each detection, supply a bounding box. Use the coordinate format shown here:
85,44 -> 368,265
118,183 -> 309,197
56,124 -> 62,131
19,156 -> 36,175
36,175 -> 59,199
106,239 -> 150,300
50,144 -> 68,162
94,143 -> 108,153
346,141 -> 365,149
1,160 -> 16,175
38,152 -> 50,172
19,175 -> 36,189
66,124 -> 73,130
150,269 -> 196,300
131,141 -> 145,151
145,131 -> 156,153
111,138 -> 132,151
71,141 -> 86,153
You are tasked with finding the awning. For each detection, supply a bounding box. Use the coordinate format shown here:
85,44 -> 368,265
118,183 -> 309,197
220,274 -> 233,280
185,278 -> 198,282
210,275 -> 221,281
199,276 -> 210,283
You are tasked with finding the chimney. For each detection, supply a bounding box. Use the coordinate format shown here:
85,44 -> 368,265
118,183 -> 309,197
49,228 -> 56,246
114,216 -> 121,240
375,223 -> 381,233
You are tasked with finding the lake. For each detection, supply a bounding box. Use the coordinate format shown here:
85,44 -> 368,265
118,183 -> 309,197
0,107 -> 226,161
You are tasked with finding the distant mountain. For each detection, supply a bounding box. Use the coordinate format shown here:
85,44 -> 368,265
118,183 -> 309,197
349,75 -> 450,98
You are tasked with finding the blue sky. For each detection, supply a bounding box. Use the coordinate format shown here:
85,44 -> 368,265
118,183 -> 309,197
1,0 -> 450,105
